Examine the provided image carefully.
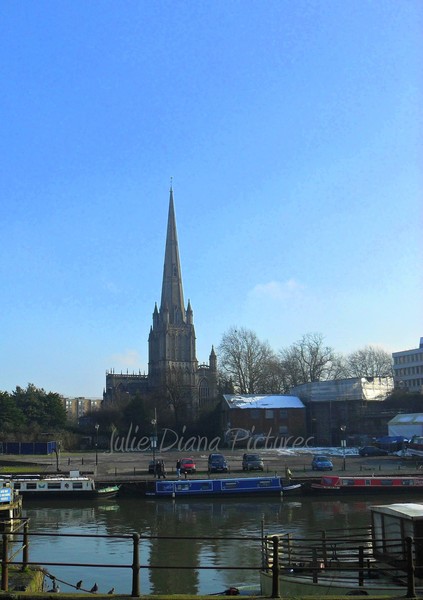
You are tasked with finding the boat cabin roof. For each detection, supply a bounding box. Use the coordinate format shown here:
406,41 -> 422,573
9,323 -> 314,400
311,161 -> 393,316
371,503 -> 423,520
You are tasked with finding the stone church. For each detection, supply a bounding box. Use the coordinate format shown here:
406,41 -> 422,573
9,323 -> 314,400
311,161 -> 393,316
103,187 -> 217,419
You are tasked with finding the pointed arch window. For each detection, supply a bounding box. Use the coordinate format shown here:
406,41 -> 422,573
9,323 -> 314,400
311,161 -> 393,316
199,378 -> 209,403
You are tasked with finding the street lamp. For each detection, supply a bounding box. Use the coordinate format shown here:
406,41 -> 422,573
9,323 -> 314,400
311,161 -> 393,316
95,423 -> 99,466
340,425 -> 346,471
150,409 -> 158,471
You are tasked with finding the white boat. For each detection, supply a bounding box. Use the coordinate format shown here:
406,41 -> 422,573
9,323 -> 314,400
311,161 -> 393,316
260,502 -> 423,596
0,471 -> 119,499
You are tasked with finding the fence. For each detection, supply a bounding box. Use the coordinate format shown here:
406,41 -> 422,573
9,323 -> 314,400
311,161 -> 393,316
262,530 -> 418,599
4,520 -> 421,598
1,519 -> 263,596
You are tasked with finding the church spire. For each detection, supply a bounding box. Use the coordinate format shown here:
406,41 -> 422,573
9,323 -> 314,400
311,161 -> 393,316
160,186 -> 186,323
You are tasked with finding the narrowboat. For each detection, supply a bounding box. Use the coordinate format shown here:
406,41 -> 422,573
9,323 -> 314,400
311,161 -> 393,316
260,502 -> 423,597
0,471 -> 119,499
308,474 -> 423,494
147,476 -> 284,498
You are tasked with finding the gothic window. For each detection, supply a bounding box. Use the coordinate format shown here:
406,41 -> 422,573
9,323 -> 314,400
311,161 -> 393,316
199,378 -> 209,403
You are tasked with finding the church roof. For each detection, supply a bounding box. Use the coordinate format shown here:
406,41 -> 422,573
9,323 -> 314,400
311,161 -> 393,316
223,394 -> 304,409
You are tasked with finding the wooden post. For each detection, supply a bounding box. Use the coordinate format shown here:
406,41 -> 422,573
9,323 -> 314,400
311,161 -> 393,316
358,546 -> 364,587
22,520 -> 29,570
406,536 -> 417,599
322,531 -> 327,566
312,547 -> 318,583
2,532 -> 9,591
271,535 -> 280,598
131,533 -> 140,597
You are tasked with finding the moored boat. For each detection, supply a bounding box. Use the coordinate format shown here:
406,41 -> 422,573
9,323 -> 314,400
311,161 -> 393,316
282,482 -> 302,495
0,484 -> 23,532
147,476 -> 284,498
260,501 -> 423,597
0,471 -> 119,499
308,474 -> 423,494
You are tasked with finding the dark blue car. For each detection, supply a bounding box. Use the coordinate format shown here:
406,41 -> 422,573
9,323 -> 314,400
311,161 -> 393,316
208,453 -> 229,473
311,455 -> 333,471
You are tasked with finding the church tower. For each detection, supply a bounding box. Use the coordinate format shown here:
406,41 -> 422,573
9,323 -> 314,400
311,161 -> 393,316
104,186 -> 217,416
148,187 -> 199,406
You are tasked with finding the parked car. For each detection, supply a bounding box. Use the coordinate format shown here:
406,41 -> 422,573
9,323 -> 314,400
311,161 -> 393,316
311,455 -> 333,471
242,453 -> 264,471
208,453 -> 229,473
358,446 -> 388,457
180,457 -> 196,474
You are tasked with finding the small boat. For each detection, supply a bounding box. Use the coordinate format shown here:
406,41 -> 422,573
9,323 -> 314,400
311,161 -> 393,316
0,471 -> 119,499
147,476 -> 284,498
282,482 -> 302,495
260,501 -> 423,596
308,474 -> 423,494
0,484 -> 23,532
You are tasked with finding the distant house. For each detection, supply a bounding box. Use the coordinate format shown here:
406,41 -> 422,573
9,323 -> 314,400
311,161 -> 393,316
222,394 -> 306,443
63,397 -> 102,422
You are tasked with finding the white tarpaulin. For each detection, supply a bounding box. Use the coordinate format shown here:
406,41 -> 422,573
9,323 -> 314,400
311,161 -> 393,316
388,413 -> 423,439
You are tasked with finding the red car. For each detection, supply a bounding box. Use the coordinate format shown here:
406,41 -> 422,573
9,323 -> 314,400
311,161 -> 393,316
180,458 -> 196,474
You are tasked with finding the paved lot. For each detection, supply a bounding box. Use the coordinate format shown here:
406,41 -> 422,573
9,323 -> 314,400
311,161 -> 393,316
0,447 -> 419,480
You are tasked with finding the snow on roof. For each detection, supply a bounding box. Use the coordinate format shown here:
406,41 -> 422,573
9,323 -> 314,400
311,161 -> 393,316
223,394 -> 304,409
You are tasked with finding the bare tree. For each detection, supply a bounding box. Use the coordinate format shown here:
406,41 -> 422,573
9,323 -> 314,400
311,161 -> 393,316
279,333 -> 336,387
165,369 -> 193,429
345,345 -> 393,378
259,355 -> 292,394
218,326 -> 276,394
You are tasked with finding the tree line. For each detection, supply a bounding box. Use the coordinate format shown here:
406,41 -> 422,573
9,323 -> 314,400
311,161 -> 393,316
218,329 -> 393,394
0,383 -> 67,435
0,330 -> 395,439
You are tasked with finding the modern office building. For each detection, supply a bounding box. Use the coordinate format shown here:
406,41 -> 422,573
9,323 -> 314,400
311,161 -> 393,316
392,337 -> 423,393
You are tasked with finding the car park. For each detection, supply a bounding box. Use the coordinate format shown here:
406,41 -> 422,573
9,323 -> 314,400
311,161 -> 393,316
208,453 -> 229,473
180,458 -> 196,474
358,446 -> 388,457
242,453 -> 264,471
311,455 -> 333,471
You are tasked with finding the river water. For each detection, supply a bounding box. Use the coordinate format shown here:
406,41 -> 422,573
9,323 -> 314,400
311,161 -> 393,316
21,492 -> 418,596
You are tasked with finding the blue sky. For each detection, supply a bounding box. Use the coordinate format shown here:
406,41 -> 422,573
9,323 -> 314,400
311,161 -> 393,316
1,1 -> 421,398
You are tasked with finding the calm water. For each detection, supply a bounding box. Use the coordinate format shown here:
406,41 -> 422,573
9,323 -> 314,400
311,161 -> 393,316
20,492 -> 421,595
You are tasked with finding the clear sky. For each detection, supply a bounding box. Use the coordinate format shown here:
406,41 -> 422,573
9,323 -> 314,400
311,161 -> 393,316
1,1 -> 421,398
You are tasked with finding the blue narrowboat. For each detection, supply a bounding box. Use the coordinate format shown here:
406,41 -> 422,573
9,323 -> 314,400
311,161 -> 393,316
147,476 -> 283,498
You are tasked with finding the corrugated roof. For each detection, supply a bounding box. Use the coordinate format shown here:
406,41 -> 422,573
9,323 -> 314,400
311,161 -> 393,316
223,394 -> 304,409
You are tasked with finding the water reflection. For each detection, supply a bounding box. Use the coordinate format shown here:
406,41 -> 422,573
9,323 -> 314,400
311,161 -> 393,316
21,493 -> 417,595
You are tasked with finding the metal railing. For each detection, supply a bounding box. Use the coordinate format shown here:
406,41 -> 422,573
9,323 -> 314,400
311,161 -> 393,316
263,530 -> 419,599
1,519 -> 263,596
